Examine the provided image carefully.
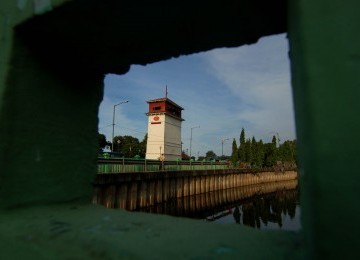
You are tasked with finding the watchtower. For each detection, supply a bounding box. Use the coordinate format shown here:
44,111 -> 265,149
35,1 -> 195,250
145,93 -> 184,161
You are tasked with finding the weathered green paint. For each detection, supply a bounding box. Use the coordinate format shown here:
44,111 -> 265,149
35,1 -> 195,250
0,33 -> 103,207
0,204 -> 300,259
288,1 -> 360,258
0,1 -> 69,100
0,0 -> 359,258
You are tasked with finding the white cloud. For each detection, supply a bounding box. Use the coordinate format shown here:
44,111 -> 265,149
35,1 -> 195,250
199,34 -> 296,148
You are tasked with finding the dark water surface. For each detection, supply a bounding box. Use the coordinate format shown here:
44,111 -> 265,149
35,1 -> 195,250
93,179 -> 300,231
205,190 -> 301,231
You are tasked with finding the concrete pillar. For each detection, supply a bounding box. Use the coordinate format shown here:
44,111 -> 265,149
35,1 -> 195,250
189,177 -> 195,196
183,177 -> 189,197
127,182 -> 138,211
176,177 -> 183,198
214,176 -> 218,191
137,181 -> 147,208
170,178 -> 176,199
200,193 -> 206,209
189,195 -> 195,211
116,183 -> 128,209
163,178 -> 170,201
209,175 -> 214,192
195,176 -> 201,195
210,190 -> 215,208
218,175 -> 225,190
195,194 -> 201,210
201,176 -> 206,194
155,179 -> 163,204
205,191 -> 210,208
102,185 -> 116,209
183,196 -> 189,213
148,181 -> 155,206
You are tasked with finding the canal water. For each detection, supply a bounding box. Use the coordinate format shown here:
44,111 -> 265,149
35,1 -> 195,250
204,190 -> 301,231
93,179 -> 300,231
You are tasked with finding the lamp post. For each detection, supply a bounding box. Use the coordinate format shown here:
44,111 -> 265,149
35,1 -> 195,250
190,125 -> 200,158
221,138 -> 230,157
112,100 -> 129,152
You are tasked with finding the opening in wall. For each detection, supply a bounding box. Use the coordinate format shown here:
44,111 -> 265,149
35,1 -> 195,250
96,33 -> 299,230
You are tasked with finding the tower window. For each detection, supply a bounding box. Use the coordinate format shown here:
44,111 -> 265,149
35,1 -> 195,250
153,106 -> 161,110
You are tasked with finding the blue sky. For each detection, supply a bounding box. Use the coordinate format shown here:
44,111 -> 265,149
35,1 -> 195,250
98,33 -> 296,157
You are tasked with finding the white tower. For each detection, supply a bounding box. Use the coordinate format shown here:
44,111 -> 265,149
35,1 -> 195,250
145,94 -> 184,161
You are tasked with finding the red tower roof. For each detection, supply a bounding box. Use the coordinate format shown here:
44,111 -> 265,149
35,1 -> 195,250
146,97 -> 184,110
146,97 -> 184,120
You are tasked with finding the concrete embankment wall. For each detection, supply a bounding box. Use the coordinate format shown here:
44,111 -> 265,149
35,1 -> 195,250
94,170 -> 298,208
94,179 -> 298,212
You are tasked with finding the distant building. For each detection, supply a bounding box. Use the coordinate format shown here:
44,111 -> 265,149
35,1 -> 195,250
145,95 -> 184,161
103,145 -> 111,152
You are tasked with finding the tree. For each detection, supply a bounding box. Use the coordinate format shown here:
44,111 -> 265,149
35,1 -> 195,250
219,155 -> 228,160
205,150 -> 217,160
232,127 -> 297,168
238,128 -> 246,162
98,133 -> 107,149
138,134 -> 148,158
264,137 -> 277,167
256,140 -> 265,167
113,135 -> 141,158
245,138 -> 252,163
182,151 -> 190,160
272,135 -> 279,163
272,135 -> 278,153
250,137 -> 257,166
231,138 -> 239,166
278,140 -> 297,164
290,140 -> 297,164
197,156 -> 206,161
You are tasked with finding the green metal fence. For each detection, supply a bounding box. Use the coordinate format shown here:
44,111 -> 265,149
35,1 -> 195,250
97,158 -> 230,173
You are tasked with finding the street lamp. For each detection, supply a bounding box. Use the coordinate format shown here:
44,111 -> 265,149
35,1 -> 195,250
190,125 -> 200,158
221,138 -> 230,157
112,100 -> 129,152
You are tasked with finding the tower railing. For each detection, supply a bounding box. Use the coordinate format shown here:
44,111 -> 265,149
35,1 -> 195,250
97,157 -> 229,174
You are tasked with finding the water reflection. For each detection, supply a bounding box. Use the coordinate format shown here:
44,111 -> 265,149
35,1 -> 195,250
93,179 -> 300,230
208,189 -> 300,231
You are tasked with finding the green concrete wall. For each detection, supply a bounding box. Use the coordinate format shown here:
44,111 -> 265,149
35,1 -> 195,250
0,0 -> 359,258
0,32 -> 103,208
289,0 -> 360,258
